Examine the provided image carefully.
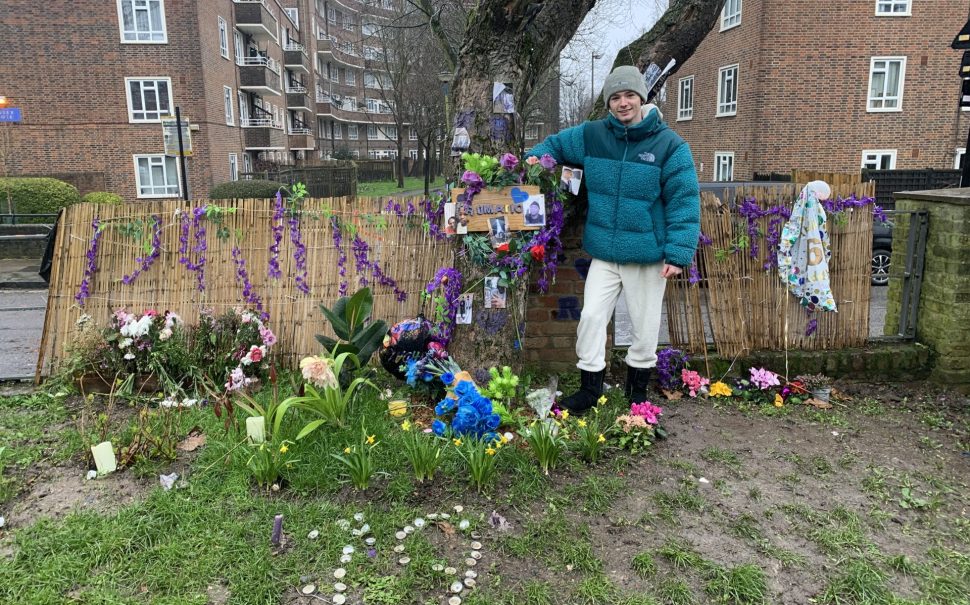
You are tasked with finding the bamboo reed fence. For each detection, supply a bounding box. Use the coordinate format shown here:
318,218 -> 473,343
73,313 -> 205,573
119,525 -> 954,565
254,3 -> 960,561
37,197 -> 450,380
665,180 -> 876,359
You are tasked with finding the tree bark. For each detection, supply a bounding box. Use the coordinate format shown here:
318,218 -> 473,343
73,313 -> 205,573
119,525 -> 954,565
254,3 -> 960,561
592,0 -> 725,116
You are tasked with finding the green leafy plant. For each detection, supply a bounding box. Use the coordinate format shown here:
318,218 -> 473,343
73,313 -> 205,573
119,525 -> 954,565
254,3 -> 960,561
455,435 -> 501,493
208,179 -> 287,199
0,177 -> 81,220
399,420 -> 442,483
524,419 -> 565,475
245,439 -> 299,489
331,426 -> 379,490
574,410 -> 607,463
480,366 -> 520,404
315,287 -> 388,366
898,487 -> 928,510
283,351 -> 377,437
207,367 -> 290,440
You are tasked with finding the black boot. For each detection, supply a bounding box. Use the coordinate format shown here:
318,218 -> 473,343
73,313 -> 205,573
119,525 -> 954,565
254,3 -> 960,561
560,370 -> 605,415
625,365 -> 652,405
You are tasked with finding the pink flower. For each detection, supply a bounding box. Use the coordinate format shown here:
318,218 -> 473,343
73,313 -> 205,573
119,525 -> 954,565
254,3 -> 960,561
681,369 -> 710,397
749,367 -> 781,390
248,345 -> 264,363
630,402 -> 663,425
260,327 -> 277,347
300,355 -> 337,389
525,156 -> 540,166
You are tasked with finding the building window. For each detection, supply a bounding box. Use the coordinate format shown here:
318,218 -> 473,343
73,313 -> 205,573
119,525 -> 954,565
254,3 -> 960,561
234,30 -> 244,62
955,148 -> 966,170
243,153 -> 252,173
133,154 -> 179,198
218,17 -> 229,58
366,97 -> 381,112
224,86 -> 234,125
118,0 -> 167,43
348,124 -> 359,140
524,125 -> 539,140
334,123 -> 342,139
362,21 -> 378,36
327,7 -> 336,23
367,124 -> 378,140
384,126 -> 397,140
875,1 -> 910,16
861,149 -> 897,170
346,71 -> 356,86
229,153 -> 238,181
677,76 -> 694,121
284,7 -> 299,29
867,57 -> 906,112
409,128 -> 418,141
716,65 -> 738,117
125,78 -> 172,122
714,152 -> 734,182
408,149 -> 418,160
238,91 -> 249,124
720,0 -> 741,30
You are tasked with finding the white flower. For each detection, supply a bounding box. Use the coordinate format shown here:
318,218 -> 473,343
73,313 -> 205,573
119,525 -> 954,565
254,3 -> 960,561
124,353 -> 136,360
159,328 -> 173,341
132,315 -> 153,337
119,338 -> 133,349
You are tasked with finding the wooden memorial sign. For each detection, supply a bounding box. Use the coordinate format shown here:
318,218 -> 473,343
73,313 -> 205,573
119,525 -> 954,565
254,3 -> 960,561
449,186 -> 546,233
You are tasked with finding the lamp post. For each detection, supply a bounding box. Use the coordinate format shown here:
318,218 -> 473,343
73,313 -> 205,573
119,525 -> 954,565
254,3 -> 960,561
439,71 -> 453,180
591,52 -> 603,104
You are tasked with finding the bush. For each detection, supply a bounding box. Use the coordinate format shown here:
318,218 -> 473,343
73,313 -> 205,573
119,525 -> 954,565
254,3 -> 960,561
0,177 -> 81,220
209,179 -> 286,200
81,191 -> 124,205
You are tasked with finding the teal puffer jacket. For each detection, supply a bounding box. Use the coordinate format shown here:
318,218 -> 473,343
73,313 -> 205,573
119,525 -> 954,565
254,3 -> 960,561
528,109 -> 700,267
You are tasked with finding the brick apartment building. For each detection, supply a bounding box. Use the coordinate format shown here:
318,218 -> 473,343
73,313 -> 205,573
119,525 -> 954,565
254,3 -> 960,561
0,0 -> 558,200
657,0 -> 970,181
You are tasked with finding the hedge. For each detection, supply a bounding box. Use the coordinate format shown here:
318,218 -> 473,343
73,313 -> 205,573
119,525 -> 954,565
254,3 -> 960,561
208,179 -> 287,200
81,191 -> 124,205
0,177 -> 82,221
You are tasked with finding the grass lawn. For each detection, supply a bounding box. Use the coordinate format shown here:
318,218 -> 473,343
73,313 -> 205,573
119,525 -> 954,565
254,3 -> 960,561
357,177 -> 446,198
0,377 -> 968,605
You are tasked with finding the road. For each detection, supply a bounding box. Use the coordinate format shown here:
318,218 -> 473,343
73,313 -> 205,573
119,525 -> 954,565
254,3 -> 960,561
0,288 -> 893,381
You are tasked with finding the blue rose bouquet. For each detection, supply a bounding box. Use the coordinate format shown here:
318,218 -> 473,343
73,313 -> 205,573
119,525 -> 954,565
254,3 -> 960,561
432,379 -> 501,442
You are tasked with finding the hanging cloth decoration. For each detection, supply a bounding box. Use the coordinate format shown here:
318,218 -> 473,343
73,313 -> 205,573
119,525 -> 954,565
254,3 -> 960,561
777,181 -> 837,312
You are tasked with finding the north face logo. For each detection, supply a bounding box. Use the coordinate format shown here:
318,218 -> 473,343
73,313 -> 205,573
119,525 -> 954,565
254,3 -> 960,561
638,152 -> 656,163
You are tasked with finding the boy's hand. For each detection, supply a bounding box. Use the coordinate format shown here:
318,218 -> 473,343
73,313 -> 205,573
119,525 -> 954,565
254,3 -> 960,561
661,264 -> 682,279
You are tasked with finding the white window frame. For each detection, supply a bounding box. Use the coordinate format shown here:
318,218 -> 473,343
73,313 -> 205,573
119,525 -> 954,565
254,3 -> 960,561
384,126 -> 398,140
348,124 -> 359,140
229,153 -> 238,181
524,125 -> 539,140
125,77 -> 173,123
408,149 -> 418,160
720,0 -> 742,31
677,76 -> 694,121
955,148 -> 966,170
334,123 -> 342,139
224,86 -> 234,125
716,65 -> 738,117
133,154 -> 180,198
218,17 -> 229,59
367,124 -> 378,140
875,1 -> 911,16
860,149 -> 897,170
714,152 -> 734,182
867,56 -> 906,112
409,127 -> 418,141
346,70 -> 356,86
117,0 -> 168,43
238,90 -> 249,124
284,7 -> 299,29
234,30 -> 244,62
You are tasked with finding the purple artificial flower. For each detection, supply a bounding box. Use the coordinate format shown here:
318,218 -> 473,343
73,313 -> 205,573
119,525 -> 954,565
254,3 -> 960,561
805,318 -> 818,337
288,212 -> 309,295
425,267 -> 464,345
499,153 -> 519,171
75,218 -> 103,305
231,245 -> 268,321
178,207 -> 208,291
872,204 -> 888,223
461,170 -> 484,196
331,218 -> 349,296
268,191 -> 285,280
352,234 -> 407,301
122,215 -> 163,286
539,154 -> 557,171
688,262 -> 701,285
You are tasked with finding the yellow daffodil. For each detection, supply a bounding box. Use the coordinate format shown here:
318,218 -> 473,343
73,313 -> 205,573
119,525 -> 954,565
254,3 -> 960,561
486,447 -> 496,456
366,434 -> 376,445
279,444 -> 289,454
597,395 -> 608,405
500,434 -> 509,444
561,410 -> 570,420
401,420 -> 412,432
597,434 -> 606,443
344,447 -> 352,454
774,394 -> 784,407
578,419 -> 587,428
709,381 -> 733,398
453,438 -> 462,447
388,399 -> 408,417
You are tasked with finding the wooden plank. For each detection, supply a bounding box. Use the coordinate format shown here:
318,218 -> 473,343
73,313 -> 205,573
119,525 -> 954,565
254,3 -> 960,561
451,186 -> 544,233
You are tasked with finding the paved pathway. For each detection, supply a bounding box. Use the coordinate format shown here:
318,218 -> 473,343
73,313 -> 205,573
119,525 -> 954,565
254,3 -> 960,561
0,289 -> 48,380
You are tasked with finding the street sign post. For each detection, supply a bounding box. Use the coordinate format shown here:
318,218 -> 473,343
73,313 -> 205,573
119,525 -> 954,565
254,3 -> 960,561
161,107 -> 191,201
0,108 -> 22,123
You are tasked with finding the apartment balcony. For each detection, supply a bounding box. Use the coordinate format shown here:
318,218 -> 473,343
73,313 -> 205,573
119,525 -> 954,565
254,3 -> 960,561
288,127 -> 315,150
283,43 -> 309,74
238,56 -> 282,96
315,32 -> 364,69
242,118 -> 286,150
233,0 -> 279,42
285,86 -> 313,111
315,97 -> 397,125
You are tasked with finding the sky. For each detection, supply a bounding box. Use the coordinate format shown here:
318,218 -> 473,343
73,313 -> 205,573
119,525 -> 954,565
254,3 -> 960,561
560,0 -> 666,103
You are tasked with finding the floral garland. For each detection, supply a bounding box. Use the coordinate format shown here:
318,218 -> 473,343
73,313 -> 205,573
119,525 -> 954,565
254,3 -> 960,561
288,212 -> 310,295
231,246 -> 268,321
350,234 -> 406,302
268,191 -> 285,280
75,218 -> 102,305
178,207 -> 208,292
382,195 -> 447,241
332,218 -> 349,297
424,267 -> 464,345
121,215 -> 163,286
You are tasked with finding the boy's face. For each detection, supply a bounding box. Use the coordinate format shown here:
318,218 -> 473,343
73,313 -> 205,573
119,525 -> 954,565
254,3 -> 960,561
609,90 -> 643,126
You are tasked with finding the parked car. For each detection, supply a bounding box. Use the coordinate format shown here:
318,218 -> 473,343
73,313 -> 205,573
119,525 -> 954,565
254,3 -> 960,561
871,219 -> 893,286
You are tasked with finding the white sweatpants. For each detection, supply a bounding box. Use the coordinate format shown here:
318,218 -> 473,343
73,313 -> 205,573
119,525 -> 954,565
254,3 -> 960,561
576,259 -> 667,372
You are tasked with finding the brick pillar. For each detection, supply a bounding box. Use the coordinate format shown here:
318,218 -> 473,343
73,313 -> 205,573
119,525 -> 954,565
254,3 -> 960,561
888,188 -> 970,389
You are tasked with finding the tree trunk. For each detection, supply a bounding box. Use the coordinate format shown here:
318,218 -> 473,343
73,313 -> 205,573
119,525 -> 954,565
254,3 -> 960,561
397,133 -> 405,188
592,0 -> 725,115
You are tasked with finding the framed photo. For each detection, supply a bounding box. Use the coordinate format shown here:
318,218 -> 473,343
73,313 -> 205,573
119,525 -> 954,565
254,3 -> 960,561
484,276 -> 507,309
488,216 -> 509,246
523,195 -> 546,227
456,293 -> 473,324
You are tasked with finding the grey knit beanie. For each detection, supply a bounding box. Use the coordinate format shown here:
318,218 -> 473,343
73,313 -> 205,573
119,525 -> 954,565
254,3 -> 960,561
601,65 -> 649,105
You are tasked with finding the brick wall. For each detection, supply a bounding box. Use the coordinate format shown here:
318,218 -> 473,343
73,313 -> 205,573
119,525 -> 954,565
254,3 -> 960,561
663,1 -> 970,179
